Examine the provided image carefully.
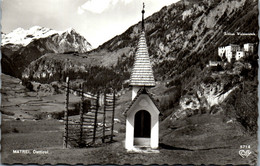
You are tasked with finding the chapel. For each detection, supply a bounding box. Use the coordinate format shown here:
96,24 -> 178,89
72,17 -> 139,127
124,4 -> 161,150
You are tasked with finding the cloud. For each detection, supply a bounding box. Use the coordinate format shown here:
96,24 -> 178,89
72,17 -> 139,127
163,0 -> 180,6
77,6 -> 85,15
81,0 -> 110,14
78,0 -> 133,14
111,0 -> 119,5
123,0 -> 132,4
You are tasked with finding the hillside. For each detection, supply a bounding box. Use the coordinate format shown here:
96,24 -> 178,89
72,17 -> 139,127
19,0 -> 258,129
1,73 -> 257,165
22,0 -> 258,83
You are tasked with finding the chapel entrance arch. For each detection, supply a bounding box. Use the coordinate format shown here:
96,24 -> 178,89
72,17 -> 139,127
134,110 -> 151,138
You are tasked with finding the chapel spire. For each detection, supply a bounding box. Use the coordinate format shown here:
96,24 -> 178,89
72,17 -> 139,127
129,4 -> 155,89
142,2 -> 145,31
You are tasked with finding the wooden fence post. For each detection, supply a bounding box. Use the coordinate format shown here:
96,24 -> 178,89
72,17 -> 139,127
110,90 -> 116,142
102,91 -> 107,143
79,83 -> 84,147
63,77 -> 69,148
93,92 -> 99,144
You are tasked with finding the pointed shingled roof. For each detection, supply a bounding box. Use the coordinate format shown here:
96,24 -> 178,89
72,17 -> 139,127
129,31 -> 156,87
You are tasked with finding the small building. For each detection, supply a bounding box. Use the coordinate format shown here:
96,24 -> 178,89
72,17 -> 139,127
207,60 -> 222,67
225,44 -> 240,62
124,5 -> 161,151
124,88 -> 160,150
235,51 -> 245,61
218,44 -> 242,62
218,47 -> 226,58
244,43 -> 254,53
225,44 -> 240,52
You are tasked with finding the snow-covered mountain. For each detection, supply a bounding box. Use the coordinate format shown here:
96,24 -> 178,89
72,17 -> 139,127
2,26 -> 92,52
2,26 -> 57,46
1,26 -> 92,77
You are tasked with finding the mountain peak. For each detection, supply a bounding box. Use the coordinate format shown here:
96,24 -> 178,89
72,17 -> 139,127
1,26 -> 91,49
29,25 -> 44,31
12,27 -> 25,33
65,27 -> 76,33
1,26 -> 93,77
28,26 -> 54,34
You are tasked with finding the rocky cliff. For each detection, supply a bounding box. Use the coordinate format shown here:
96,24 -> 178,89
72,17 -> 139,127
94,0 -> 257,64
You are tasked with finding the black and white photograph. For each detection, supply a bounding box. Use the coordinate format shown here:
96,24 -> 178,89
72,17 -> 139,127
0,0 -> 259,165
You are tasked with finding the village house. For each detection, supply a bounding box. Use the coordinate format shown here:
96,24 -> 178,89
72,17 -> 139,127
235,51 -> 245,61
244,43 -> 254,53
207,60 -> 222,67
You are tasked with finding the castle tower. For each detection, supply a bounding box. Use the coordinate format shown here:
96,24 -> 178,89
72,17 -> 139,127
129,3 -> 155,100
124,4 -> 161,151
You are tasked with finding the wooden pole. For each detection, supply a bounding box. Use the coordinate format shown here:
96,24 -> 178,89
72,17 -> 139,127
79,83 -> 84,147
63,77 -> 69,148
110,90 -> 116,142
102,91 -> 107,143
93,92 -> 99,144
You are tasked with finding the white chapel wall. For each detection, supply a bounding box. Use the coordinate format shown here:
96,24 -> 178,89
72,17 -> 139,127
125,94 -> 160,150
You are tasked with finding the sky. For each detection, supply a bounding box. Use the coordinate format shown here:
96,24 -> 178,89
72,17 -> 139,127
1,0 -> 180,48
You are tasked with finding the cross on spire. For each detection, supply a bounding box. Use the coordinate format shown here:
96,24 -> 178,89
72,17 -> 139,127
142,2 -> 145,31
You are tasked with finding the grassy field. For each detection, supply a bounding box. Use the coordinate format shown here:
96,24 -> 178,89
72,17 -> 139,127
1,74 -> 257,165
1,117 -> 257,165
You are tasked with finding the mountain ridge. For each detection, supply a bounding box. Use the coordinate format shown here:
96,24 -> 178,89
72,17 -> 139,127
88,0 -> 257,69
2,26 -> 92,49
1,26 -> 93,77
20,0 -> 258,87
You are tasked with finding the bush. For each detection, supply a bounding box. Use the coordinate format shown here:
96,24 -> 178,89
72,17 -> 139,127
235,92 -> 258,134
211,64 -> 224,72
203,76 -> 215,84
51,111 -> 64,120
1,110 -> 15,116
34,113 -> 47,120
200,107 -> 208,114
159,87 -> 182,112
12,128 -> 19,133
223,86 -> 258,134
23,80 -> 34,91
52,84 -> 61,94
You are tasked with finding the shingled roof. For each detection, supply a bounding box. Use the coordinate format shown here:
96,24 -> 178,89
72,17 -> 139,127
129,31 -> 156,87
123,87 -> 161,116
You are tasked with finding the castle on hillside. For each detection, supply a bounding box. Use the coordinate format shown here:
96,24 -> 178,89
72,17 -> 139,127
218,43 -> 254,63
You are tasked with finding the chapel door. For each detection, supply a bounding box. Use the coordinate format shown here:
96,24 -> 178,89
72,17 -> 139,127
134,110 -> 151,138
